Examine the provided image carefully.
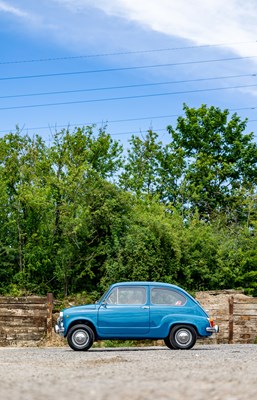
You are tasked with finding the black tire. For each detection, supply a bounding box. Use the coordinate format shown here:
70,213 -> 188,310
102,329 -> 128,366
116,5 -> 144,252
67,324 -> 94,351
163,337 -> 177,350
166,325 -> 197,350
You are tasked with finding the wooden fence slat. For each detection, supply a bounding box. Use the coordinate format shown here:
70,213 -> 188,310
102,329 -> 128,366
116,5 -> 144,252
0,310 -> 48,317
47,293 -> 53,339
234,303 -> 257,309
0,297 -> 48,304
0,304 -> 47,315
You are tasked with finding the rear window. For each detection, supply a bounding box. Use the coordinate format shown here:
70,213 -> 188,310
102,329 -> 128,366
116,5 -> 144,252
151,288 -> 186,306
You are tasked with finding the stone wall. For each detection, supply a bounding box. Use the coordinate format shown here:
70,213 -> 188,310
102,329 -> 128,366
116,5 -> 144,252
196,290 -> 257,344
0,294 -> 53,346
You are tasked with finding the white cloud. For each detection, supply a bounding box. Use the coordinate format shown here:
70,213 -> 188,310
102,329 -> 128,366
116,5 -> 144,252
0,0 -> 28,17
4,1 -> 257,74
54,0 -> 257,56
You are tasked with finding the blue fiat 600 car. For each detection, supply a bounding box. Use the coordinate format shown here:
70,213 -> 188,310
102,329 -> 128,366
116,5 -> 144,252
55,282 -> 219,350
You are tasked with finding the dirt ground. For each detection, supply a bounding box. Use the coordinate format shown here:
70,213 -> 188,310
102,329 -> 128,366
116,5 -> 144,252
0,344 -> 256,400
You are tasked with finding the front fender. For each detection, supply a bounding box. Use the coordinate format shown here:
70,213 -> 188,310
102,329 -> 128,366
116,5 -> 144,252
63,316 -> 97,337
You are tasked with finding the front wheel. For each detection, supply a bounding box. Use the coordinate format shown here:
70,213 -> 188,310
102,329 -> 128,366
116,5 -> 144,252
163,337 -> 177,349
165,325 -> 197,350
67,324 -> 94,351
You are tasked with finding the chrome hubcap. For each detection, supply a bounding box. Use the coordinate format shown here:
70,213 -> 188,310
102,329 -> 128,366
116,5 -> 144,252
72,330 -> 89,348
175,329 -> 192,346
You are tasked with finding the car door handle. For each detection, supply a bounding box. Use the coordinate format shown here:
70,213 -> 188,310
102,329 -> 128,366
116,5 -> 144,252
141,306 -> 149,309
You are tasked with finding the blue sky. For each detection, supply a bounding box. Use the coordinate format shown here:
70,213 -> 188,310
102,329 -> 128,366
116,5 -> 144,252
1,0 -> 257,147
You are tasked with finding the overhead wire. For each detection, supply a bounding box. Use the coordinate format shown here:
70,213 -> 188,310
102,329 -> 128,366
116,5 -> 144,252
1,42 -> 257,138
1,55 -> 257,81
4,124 -> 257,138
0,40 -> 256,65
1,107 -> 257,136
0,73 -> 256,100
1,83 -> 257,111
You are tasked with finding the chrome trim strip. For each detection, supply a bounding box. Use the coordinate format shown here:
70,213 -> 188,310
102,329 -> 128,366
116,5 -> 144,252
206,325 -> 219,333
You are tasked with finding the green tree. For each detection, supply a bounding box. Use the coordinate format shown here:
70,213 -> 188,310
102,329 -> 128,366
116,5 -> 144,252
0,130 -> 53,294
119,130 -> 184,204
0,126 -> 124,296
119,130 -> 162,196
45,126 -> 123,295
102,200 -> 184,287
167,104 -> 257,220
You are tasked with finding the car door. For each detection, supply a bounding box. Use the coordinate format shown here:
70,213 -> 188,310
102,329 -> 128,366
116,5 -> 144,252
97,285 -> 150,337
149,286 -> 189,335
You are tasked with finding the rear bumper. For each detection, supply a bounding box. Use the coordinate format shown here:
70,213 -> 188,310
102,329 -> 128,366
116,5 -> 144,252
206,325 -> 219,333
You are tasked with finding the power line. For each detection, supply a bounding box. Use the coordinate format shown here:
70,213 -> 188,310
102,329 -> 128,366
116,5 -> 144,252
3,124 -> 257,138
111,128 -> 167,136
1,55 -> 257,81
0,40 -> 256,65
96,124 -> 257,137
1,83 -> 257,111
0,114 -> 180,134
0,73 -> 255,100
1,108 -> 257,136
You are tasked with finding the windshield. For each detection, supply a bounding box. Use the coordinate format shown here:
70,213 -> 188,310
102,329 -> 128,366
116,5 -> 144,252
95,288 -> 109,304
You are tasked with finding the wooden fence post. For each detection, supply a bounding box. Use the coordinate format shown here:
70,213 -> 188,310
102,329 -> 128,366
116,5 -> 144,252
228,296 -> 234,344
47,293 -> 53,338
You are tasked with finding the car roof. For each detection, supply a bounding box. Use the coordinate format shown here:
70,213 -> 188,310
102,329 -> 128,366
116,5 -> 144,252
110,281 -> 184,291
105,281 -> 199,305
107,282 -> 197,303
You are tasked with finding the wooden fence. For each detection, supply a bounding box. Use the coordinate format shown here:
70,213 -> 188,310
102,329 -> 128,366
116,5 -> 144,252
196,290 -> 257,344
0,291 -> 256,346
0,293 -> 53,346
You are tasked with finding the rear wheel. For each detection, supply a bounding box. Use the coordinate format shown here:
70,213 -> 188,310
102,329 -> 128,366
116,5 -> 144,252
67,324 -> 94,351
165,325 -> 196,350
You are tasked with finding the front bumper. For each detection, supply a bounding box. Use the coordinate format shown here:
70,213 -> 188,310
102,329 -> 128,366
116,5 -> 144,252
54,324 -> 65,335
206,325 -> 219,333
54,314 -> 65,336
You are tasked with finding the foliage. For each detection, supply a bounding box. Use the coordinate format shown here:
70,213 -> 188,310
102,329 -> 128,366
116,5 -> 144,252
167,104 -> 257,220
1,105 -> 257,298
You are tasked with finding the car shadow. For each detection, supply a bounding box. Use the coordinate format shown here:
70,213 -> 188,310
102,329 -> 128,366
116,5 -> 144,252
64,345 -> 220,353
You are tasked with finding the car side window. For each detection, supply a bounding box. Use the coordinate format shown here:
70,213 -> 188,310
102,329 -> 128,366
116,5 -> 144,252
106,287 -> 146,305
151,288 -> 186,306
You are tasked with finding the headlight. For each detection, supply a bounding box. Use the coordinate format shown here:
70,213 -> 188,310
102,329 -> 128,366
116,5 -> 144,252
55,311 -> 65,335
57,311 -> 64,326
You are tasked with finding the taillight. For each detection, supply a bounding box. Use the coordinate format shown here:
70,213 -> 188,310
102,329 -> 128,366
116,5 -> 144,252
209,318 -> 215,327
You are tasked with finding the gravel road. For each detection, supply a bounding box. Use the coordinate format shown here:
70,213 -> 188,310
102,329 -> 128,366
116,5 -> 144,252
0,344 -> 256,400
